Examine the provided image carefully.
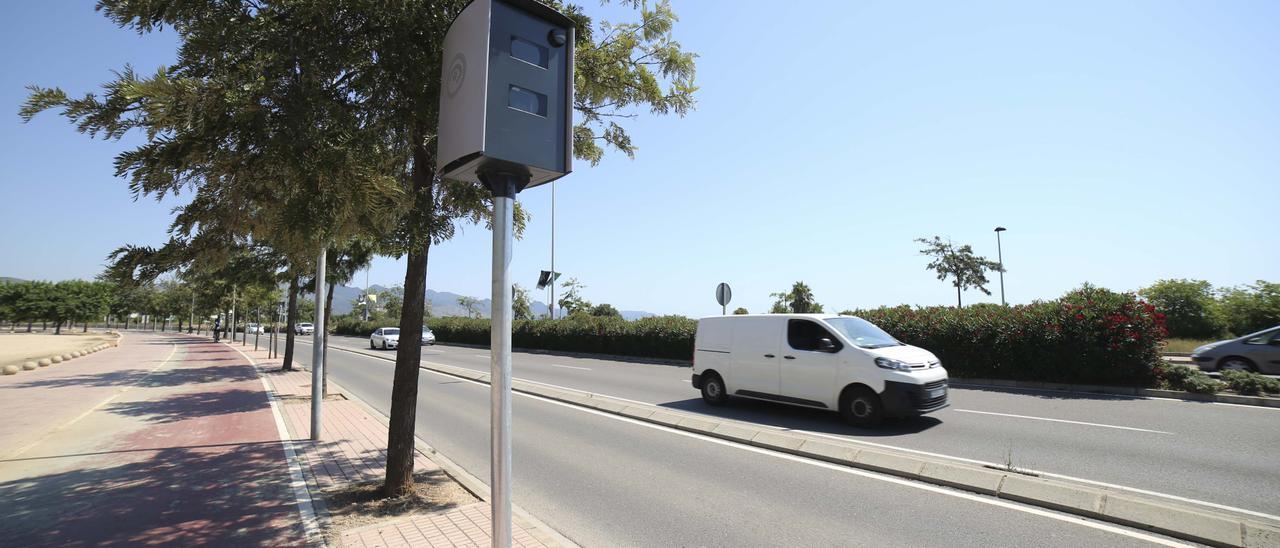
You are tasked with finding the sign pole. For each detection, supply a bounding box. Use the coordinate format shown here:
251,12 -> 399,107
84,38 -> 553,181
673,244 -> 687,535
311,247 -> 327,441
482,171 -> 521,548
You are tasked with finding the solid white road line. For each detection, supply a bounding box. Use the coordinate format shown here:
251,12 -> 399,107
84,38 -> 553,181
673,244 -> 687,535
547,363 -> 591,371
229,343 -> 325,547
419,367 -> 1194,547
953,409 -> 1174,434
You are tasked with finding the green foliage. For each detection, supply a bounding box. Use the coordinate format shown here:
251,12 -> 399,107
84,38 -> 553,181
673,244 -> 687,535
425,315 -> 696,361
512,284 -> 533,321
1219,370 -> 1280,396
590,303 -> 622,318
0,280 -> 114,332
456,296 -> 482,319
770,281 -> 823,313
558,278 -> 592,316
853,286 -> 1168,386
1139,279 -> 1225,339
1218,281 -> 1280,336
915,236 -> 1004,307
1160,365 -> 1224,394
732,307 -> 749,315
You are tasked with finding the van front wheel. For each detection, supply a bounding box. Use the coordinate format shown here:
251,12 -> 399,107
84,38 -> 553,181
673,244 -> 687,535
840,386 -> 883,428
701,373 -> 729,406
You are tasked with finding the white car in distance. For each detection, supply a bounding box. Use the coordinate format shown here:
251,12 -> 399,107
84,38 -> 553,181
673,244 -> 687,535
371,327 -> 401,350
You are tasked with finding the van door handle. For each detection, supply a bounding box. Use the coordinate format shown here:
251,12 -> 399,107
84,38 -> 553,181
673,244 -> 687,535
764,354 -> 775,358
783,355 -> 796,360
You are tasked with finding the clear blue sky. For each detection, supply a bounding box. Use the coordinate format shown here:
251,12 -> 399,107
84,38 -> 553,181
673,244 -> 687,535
3,1 -> 1277,317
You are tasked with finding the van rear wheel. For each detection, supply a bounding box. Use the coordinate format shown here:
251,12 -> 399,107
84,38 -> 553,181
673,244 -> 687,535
701,373 -> 728,406
840,386 -> 883,428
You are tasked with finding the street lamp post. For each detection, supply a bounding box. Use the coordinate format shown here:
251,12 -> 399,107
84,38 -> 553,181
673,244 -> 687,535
994,227 -> 1007,306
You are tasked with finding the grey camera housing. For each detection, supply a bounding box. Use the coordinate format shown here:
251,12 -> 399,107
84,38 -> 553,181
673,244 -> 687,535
438,0 -> 574,190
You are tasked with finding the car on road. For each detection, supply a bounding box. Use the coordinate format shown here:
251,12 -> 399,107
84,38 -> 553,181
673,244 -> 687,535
691,314 -> 948,427
244,323 -> 264,334
1190,325 -> 1280,373
422,327 -> 436,346
295,322 -> 314,335
371,327 -> 401,350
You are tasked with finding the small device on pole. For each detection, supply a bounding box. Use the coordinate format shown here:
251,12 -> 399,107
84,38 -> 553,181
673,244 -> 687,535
311,247 -> 327,441
439,2 -> 573,544
716,282 -> 733,315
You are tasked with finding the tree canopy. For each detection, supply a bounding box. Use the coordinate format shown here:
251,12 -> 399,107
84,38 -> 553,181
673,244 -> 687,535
915,236 -> 1003,307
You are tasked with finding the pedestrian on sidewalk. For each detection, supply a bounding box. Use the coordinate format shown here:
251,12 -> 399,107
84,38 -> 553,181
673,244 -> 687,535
213,315 -> 222,342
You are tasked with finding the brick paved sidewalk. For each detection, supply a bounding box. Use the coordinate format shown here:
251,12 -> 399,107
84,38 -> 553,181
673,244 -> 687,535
0,331 -> 308,546
237,343 -> 552,548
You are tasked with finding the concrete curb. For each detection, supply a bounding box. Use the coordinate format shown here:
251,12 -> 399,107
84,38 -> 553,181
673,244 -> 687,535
312,374 -> 581,548
952,378 -> 1280,409
400,357 -> 1280,548
232,335 -> 578,548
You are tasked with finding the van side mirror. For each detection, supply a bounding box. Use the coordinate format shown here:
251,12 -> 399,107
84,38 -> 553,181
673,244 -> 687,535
818,338 -> 837,352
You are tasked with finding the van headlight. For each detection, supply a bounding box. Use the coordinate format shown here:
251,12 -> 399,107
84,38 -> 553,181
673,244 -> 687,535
875,357 -> 913,372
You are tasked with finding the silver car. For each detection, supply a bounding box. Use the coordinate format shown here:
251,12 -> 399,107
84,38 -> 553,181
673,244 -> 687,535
1190,325 -> 1280,373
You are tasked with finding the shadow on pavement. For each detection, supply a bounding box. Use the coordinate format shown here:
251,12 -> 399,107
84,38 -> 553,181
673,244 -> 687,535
950,384 -> 1154,401
1,364 -> 257,392
107,388 -> 269,424
658,397 -> 942,437
0,441 -> 305,546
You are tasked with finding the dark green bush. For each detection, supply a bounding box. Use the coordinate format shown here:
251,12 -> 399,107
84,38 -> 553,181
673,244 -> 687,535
332,318 -> 384,337
855,286 -> 1168,386
1160,364 -> 1223,394
1220,370 -> 1280,395
425,314 -> 697,361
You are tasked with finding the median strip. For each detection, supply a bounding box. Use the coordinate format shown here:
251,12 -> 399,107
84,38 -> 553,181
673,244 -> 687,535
323,343 -> 1280,548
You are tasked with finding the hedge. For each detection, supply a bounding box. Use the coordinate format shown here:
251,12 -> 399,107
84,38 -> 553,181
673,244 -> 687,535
331,314 -> 698,361
430,315 -> 697,361
853,286 -> 1168,386
332,286 -> 1168,386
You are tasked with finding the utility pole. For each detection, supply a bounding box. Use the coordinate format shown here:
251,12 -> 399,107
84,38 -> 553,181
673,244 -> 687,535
311,247 -> 327,441
230,286 -> 237,343
550,180 -> 555,319
994,226 -> 1007,306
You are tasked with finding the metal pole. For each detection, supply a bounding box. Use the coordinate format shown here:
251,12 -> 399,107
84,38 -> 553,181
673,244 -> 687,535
230,287 -> 237,343
488,176 -> 517,548
996,230 -> 1006,306
254,307 -> 260,351
311,247 -> 327,441
550,180 -> 555,320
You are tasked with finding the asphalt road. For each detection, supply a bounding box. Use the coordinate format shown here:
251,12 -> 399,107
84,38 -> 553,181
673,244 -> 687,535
270,335 -> 1237,546
288,334 -> 1280,521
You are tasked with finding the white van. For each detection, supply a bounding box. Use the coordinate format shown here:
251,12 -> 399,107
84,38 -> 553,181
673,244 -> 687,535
691,314 -> 948,427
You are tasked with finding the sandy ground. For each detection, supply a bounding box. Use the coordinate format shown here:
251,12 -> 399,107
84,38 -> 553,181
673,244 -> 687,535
0,332 -> 116,365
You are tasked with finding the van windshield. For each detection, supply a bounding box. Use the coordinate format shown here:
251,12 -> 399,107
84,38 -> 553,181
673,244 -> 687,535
384,328 -> 400,335
823,317 -> 902,349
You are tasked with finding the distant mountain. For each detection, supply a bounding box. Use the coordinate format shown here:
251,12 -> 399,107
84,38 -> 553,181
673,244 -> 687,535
320,283 -> 655,320
0,277 -> 25,284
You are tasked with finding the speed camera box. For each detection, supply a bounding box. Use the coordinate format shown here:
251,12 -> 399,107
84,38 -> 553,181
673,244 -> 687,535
437,0 -> 574,189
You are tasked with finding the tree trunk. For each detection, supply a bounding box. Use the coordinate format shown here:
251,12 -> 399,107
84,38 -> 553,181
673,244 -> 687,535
385,138 -> 433,498
283,274 -> 300,371
956,284 -> 962,308
83,321 -> 88,333
323,281 -> 335,396
55,321 -> 62,335
26,321 -> 32,333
